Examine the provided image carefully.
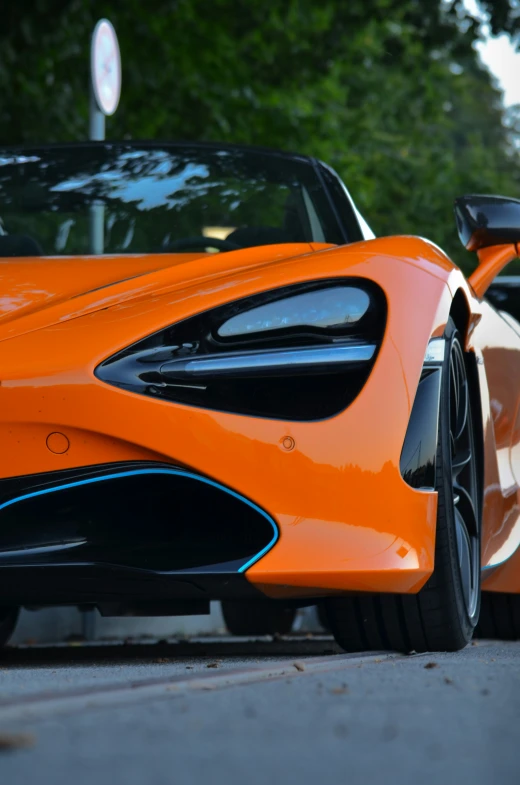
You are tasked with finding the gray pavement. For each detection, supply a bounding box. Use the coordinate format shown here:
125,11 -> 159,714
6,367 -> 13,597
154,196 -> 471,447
0,637 -> 518,785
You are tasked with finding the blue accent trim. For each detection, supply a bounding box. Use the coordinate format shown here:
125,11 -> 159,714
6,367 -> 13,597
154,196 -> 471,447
481,543 -> 520,576
482,559 -> 510,571
0,468 -> 279,573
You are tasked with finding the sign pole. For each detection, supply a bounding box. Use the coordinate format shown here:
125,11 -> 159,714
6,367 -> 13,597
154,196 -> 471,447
89,84 -> 106,142
88,19 -> 121,256
88,79 -> 105,255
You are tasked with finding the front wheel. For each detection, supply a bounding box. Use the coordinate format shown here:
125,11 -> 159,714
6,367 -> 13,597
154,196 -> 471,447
0,607 -> 19,647
326,319 -> 481,652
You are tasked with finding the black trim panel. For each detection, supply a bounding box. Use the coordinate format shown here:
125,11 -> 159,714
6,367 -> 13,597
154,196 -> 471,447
400,369 -> 441,489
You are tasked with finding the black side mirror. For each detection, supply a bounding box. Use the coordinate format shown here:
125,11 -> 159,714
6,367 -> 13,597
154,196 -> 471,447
454,195 -> 520,251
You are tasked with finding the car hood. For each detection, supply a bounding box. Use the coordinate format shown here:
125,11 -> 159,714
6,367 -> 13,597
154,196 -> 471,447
0,243 -> 328,342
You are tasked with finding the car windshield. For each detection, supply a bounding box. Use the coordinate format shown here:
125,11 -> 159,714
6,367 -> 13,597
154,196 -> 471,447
0,143 -> 343,257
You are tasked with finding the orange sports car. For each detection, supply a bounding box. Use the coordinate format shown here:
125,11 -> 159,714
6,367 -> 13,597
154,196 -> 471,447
1,141 -> 519,651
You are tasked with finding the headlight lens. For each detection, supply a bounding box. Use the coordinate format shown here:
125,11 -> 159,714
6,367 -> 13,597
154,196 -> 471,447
217,287 -> 370,338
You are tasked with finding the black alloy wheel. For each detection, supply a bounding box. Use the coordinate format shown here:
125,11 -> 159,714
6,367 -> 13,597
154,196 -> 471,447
325,318 -> 481,652
448,333 -> 480,622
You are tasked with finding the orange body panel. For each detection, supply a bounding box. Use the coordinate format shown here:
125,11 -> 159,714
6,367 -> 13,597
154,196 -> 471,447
467,299 -> 520,593
1,237 -> 520,596
469,243 -> 519,297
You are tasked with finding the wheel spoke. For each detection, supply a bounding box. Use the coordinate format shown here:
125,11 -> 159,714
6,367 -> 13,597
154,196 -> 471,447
455,509 -> 473,613
452,482 -> 478,536
452,446 -> 472,476
455,375 -> 468,436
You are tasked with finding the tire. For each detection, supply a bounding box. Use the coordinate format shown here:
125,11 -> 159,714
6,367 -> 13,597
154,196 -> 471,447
221,600 -> 296,636
316,603 -> 330,632
326,319 -> 481,653
0,607 -> 19,647
476,592 -> 520,639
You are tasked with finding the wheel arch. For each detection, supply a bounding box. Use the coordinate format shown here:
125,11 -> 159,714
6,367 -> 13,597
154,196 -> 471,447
449,287 -> 471,338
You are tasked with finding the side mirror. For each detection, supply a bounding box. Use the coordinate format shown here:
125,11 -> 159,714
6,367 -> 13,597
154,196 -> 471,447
454,195 -> 520,297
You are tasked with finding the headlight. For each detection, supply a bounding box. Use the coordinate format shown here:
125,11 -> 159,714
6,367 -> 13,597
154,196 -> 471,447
217,287 -> 370,338
96,279 -> 386,421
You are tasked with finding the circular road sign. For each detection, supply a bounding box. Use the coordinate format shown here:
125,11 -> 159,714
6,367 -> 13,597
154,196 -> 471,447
91,19 -> 121,116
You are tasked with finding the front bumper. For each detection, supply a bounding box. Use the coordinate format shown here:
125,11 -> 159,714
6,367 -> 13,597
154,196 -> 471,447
0,244 -> 450,601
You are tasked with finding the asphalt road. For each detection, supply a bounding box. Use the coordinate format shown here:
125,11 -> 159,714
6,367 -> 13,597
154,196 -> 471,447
0,636 -> 518,785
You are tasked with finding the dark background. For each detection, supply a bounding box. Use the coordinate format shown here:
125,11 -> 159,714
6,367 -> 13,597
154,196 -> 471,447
1,0 -> 520,271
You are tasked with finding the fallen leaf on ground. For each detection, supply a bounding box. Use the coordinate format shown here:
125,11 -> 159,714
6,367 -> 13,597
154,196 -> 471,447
424,662 -> 438,669
0,733 -> 35,751
293,661 -> 305,672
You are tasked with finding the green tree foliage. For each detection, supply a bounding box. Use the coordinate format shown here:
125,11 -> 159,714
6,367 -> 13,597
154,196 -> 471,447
1,0 -> 519,271
471,0 -> 520,37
